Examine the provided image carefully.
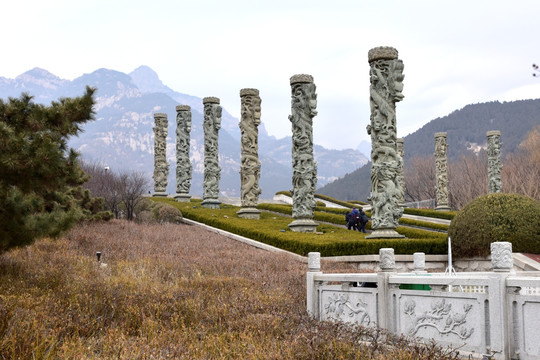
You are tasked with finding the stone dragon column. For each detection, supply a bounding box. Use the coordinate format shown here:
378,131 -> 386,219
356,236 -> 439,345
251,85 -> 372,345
487,130 -> 502,193
237,88 -> 262,219
153,112 -> 169,197
288,74 -> 318,233
201,97 -> 222,209
174,105 -> 192,202
366,47 -> 405,239
396,137 -> 405,207
434,132 -> 451,211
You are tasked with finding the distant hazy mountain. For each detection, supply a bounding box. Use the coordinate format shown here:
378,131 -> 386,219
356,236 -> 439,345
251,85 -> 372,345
318,98 -> 540,201
0,66 -> 368,198
355,140 -> 371,159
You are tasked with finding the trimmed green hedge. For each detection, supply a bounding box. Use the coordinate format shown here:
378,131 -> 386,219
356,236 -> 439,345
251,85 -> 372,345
152,198 -> 447,256
260,203 -> 449,233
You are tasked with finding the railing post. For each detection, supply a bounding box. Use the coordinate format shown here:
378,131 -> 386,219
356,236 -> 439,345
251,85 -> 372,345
487,242 -> 513,359
307,252 -> 322,318
413,252 -> 427,274
377,248 -> 396,330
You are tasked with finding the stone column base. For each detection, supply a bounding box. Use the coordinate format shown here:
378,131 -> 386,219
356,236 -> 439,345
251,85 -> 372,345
288,218 -> 319,233
174,193 -> 191,202
366,228 -> 405,239
435,205 -> 451,211
237,207 -> 261,219
153,192 -> 168,197
201,198 -> 221,209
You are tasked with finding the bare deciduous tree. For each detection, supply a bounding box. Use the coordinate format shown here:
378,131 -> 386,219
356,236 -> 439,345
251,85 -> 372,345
503,125 -> 540,201
82,161 -> 150,220
81,162 -> 123,218
448,152 -> 488,210
119,171 -> 150,221
404,156 -> 436,202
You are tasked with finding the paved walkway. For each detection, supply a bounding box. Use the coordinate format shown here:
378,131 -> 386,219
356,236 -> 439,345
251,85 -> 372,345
401,213 -> 450,225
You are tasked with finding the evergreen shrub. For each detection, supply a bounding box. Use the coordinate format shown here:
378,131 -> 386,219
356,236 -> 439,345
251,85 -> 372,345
448,193 -> 540,258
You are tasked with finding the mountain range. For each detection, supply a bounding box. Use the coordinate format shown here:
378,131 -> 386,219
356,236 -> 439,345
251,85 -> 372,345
318,98 -> 540,201
0,66 -> 368,198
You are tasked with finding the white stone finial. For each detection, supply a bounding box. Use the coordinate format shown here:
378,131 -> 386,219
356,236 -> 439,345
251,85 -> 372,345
308,252 -> 321,272
413,252 -> 426,273
491,242 -> 513,272
379,248 -> 396,272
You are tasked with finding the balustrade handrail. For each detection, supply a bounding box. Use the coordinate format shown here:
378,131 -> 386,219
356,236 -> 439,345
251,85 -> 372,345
306,242 -> 540,360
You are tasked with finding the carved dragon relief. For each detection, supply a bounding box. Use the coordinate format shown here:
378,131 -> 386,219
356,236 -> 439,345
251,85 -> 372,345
403,298 -> 474,339
323,293 -> 372,326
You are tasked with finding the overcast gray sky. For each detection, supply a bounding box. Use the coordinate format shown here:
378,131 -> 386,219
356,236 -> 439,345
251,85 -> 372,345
2,0 -> 540,150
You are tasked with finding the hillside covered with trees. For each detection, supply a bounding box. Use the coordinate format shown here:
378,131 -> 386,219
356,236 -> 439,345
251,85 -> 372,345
318,98 -> 540,205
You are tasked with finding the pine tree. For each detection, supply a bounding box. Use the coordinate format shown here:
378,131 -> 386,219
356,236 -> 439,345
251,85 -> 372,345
0,86 -> 96,251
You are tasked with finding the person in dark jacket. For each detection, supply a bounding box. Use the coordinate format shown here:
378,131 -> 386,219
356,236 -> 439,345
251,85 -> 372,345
349,208 -> 360,231
358,208 -> 369,233
345,211 -> 355,230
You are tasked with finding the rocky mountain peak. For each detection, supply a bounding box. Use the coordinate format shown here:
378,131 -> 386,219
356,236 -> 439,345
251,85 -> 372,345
129,65 -> 169,94
15,67 -> 67,90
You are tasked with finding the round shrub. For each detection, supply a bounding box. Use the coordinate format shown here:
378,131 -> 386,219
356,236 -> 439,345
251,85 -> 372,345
156,204 -> 183,224
135,210 -> 156,224
448,193 -> 540,258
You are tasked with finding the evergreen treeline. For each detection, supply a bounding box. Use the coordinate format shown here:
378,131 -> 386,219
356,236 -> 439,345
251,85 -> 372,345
317,162 -> 371,201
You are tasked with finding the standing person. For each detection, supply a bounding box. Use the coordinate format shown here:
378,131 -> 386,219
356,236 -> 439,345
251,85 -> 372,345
351,208 -> 360,231
345,211 -> 353,230
358,208 -> 369,233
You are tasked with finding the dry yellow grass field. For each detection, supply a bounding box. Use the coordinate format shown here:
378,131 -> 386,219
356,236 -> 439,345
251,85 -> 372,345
0,220 -> 460,359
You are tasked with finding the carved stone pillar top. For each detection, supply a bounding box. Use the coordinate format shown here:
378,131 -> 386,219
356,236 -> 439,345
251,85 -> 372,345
487,130 -> 501,137
379,248 -> 396,272
308,252 -> 321,272
491,241 -> 513,272
154,112 -> 167,119
368,46 -> 398,62
176,105 -> 191,112
240,88 -> 259,97
434,132 -> 447,138
290,74 -> 314,84
203,96 -> 220,104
